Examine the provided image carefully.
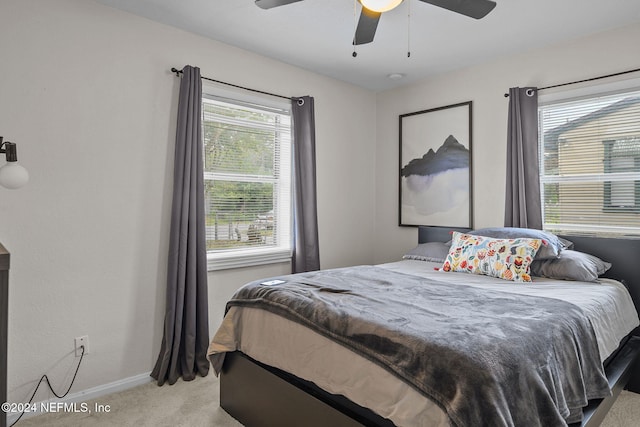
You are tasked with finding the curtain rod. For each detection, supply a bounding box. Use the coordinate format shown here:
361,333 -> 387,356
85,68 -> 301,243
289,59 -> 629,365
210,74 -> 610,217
171,67 -> 293,101
503,67 -> 640,97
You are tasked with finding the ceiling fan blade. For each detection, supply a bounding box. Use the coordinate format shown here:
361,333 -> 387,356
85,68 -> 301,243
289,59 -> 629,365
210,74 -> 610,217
353,7 -> 382,45
419,0 -> 496,19
255,0 -> 304,9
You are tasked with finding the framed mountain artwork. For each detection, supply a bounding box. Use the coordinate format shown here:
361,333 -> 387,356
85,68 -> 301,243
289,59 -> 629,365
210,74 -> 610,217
399,101 -> 473,227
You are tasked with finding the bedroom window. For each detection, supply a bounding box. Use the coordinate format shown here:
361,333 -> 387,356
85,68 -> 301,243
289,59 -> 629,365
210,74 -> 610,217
202,92 -> 292,270
538,86 -> 640,237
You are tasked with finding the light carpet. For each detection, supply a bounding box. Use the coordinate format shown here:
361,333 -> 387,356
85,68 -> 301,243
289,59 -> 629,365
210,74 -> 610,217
15,373 -> 640,426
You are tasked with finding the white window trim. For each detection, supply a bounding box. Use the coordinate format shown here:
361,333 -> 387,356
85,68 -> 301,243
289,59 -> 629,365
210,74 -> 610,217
207,247 -> 292,271
545,223 -> 640,236
538,77 -> 640,105
202,83 -> 293,271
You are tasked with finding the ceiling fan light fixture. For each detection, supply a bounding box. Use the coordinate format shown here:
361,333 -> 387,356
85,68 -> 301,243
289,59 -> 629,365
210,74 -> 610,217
359,0 -> 403,13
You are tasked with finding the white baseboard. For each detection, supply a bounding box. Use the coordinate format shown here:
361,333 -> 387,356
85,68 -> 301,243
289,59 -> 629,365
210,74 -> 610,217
7,372 -> 152,424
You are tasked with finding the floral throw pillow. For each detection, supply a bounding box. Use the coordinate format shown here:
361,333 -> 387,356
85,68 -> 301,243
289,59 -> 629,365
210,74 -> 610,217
441,232 -> 542,282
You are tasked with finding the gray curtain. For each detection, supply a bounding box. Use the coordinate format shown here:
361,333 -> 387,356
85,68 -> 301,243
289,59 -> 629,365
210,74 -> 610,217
504,87 -> 543,229
152,65 -> 209,386
291,96 -> 320,273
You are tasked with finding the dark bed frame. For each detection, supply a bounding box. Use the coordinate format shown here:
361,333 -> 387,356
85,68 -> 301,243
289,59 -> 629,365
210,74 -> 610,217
219,226 -> 640,427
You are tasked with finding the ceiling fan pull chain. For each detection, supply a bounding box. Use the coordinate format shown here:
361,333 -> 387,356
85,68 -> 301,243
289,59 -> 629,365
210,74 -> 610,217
352,0 -> 358,57
407,0 -> 411,58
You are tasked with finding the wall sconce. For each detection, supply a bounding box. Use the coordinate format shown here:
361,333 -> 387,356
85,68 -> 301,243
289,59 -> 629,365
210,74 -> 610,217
0,136 -> 29,189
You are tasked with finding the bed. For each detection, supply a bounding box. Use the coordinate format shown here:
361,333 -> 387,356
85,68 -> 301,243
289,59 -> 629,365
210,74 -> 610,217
208,226 -> 640,427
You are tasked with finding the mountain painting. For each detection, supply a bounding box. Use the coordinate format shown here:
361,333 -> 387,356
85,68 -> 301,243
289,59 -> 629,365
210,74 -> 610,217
399,102 -> 472,227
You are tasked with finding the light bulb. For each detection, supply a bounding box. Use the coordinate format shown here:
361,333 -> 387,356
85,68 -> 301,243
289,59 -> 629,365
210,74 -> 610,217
0,162 -> 29,189
360,0 -> 403,13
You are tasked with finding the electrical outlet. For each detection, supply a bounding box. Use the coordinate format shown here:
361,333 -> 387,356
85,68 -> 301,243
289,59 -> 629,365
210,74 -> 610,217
75,335 -> 90,357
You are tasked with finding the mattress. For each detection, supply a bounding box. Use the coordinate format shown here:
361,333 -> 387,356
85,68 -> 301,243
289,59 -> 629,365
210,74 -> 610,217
208,260 -> 640,427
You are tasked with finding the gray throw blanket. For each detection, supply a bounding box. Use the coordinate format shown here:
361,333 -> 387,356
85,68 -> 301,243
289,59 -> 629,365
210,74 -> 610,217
227,266 -> 610,427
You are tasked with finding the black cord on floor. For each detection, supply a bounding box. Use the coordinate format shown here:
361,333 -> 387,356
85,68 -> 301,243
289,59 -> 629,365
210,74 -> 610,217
9,345 -> 85,426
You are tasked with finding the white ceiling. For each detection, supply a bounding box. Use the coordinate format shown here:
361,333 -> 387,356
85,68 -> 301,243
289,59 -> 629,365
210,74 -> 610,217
94,0 -> 640,91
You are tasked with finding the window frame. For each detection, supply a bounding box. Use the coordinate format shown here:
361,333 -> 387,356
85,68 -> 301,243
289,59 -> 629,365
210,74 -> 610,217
201,86 -> 293,271
538,78 -> 640,237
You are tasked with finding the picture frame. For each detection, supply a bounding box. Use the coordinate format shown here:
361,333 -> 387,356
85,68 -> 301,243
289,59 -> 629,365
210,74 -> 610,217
399,101 -> 473,228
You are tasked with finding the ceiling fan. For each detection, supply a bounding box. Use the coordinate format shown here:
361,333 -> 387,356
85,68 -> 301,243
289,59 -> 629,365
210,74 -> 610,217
255,0 -> 497,45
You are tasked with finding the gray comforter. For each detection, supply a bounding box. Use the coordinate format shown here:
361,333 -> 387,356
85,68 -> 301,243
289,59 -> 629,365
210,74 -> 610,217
227,266 -> 610,427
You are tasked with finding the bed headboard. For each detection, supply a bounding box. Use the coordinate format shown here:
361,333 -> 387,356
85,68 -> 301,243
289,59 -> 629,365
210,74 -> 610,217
560,234 -> 640,315
418,226 -> 470,244
417,226 -> 640,316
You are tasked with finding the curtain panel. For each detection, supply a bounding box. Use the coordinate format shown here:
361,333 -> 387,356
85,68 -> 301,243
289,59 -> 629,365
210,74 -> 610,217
152,65 -> 210,386
504,87 -> 543,229
291,96 -> 320,273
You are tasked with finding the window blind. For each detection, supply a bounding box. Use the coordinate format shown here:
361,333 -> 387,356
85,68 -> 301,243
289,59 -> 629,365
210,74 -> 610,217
539,89 -> 640,237
202,96 -> 292,252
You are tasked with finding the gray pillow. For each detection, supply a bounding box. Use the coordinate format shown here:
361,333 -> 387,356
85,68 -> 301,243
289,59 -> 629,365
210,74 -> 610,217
468,227 -> 564,260
530,250 -> 611,282
558,236 -> 574,250
403,242 -> 450,263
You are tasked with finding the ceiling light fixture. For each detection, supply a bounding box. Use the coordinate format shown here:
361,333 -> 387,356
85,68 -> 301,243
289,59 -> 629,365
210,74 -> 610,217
0,136 -> 29,189
387,73 -> 405,80
359,0 -> 403,13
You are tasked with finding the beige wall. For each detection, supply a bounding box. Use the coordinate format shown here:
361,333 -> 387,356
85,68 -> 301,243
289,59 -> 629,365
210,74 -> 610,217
0,0 -> 375,404
373,22 -> 640,264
